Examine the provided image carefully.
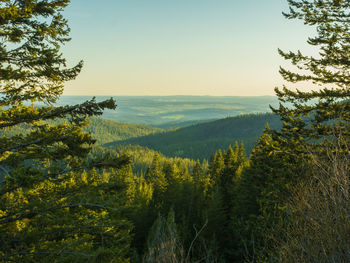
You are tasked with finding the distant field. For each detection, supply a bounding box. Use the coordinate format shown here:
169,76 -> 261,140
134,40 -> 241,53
56,96 -> 279,128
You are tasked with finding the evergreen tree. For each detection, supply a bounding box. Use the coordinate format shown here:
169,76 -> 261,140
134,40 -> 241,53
192,159 -> 203,182
230,125 -> 307,261
238,141 -> 246,162
233,141 -> 239,160
0,167 -> 133,262
162,161 -> 181,214
224,145 -> 235,168
0,0 -> 117,173
204,185 -> 226,261
208,149 -> 225,187
146,153 -> 167,193
272,0 -> 350,150
0,1 -> 132,261
265,2 -> 350,261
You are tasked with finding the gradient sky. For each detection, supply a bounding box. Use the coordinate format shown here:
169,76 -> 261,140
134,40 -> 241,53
62,0 -> 316,96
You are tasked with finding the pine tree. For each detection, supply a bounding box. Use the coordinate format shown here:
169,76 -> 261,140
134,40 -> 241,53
272,0 -> 350,151
218,146 -> 240,261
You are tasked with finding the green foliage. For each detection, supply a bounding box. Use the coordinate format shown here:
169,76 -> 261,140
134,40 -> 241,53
125,142 -> 249,262
113,144 -> 197,175
204,143 -> 249,262
86,117 -> 161,145
0,116 -> 161,146
107,113 -> 282,160
273,0 -> 350,147
231,127 -> 308,261
0,0 -> 118,173
237,1 -> 350,261
0,1 -> 133,261
2,1 -> 347,262
0,168 -> 133,262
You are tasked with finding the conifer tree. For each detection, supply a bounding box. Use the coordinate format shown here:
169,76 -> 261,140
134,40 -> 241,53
146,153 -> 167,193
204,184 -> 226,261
0,0 -> 118,175
224,145 -> 235,168
272,0 -> 350,150
208,150 -> 224,187
192,159 -> 203,182
238,141 -> 246,161
0,1 -> 132,261
233,141 -> 239,160
231,126 -> 307,261
162,161 -> 182,214
265,2 -> 350,261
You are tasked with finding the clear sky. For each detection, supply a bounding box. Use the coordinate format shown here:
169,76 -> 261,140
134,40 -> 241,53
62,0 -> 315,96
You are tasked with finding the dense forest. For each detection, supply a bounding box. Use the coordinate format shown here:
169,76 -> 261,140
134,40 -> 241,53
2,113 -> 281,160
1,0 -> 350,263
0,117 -> 160,144
106,113 -> 281,160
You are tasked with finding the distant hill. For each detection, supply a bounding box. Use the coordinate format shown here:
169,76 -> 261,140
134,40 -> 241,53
54,96 -> 279,126
2,112 -> 282,161
105,113 -> 282,160
1,117 -> 161,145
151,118 -> 217,129
85,117 -> 161,145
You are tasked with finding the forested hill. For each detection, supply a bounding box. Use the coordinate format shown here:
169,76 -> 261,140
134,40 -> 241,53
1,117 -> 161,146
90,144 -> 200,175
106,113 -> 282,160
85,117 -> 161,145
3,113 -> 282,160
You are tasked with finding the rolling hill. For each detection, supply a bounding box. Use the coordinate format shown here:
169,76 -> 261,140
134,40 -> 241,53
1,117 -> 161,146
105,113 -> 282,160
85,117 -> 161,145
54,96 -> 279,126
2,112 -> 282,161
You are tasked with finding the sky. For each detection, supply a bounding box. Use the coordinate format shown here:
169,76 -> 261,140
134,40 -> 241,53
62,0 -> 316,96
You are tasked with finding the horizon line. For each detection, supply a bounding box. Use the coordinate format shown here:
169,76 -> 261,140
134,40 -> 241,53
61,94 -> 277,97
